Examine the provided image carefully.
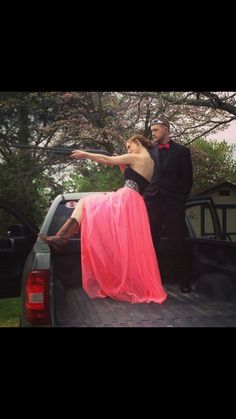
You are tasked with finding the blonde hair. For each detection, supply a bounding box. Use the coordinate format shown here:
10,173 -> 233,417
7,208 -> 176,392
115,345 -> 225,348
125,134 -> 153,150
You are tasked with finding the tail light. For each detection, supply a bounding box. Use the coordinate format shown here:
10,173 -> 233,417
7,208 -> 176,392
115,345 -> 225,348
25,270 -> 51,326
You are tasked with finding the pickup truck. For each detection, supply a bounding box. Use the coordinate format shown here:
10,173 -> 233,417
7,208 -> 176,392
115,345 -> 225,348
0,200 -> 38,298
17,193 -> 236,327
1,195 -> 236,326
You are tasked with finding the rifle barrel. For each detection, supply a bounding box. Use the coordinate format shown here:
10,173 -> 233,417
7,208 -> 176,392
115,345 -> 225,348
8,144 -> 112,156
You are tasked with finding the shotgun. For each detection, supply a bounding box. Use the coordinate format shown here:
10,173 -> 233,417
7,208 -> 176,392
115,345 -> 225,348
8,143 -> 112,156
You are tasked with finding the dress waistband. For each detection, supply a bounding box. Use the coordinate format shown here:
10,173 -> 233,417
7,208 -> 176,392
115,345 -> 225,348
124,180 -> 139,193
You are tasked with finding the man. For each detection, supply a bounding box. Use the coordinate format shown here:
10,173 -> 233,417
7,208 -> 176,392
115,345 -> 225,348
143,116 -> 193,293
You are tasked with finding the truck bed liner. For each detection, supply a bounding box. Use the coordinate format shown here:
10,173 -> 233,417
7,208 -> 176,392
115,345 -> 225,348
55,284 -> 236,327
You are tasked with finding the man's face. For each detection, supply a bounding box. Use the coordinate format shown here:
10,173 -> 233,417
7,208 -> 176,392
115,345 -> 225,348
151,124 -> 168,144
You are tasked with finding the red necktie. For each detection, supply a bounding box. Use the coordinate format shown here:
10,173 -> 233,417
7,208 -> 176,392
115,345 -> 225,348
158,143 -> 170,150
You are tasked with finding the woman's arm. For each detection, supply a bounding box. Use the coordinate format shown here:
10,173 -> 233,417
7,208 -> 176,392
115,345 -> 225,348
70,150 -> 136,166
113,152 -> 128,173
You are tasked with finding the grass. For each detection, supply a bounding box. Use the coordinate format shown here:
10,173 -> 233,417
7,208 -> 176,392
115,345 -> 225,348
0,297 -> 21,327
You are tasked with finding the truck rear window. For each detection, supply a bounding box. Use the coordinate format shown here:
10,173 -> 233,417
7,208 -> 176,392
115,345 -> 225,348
47,200 -> 80,236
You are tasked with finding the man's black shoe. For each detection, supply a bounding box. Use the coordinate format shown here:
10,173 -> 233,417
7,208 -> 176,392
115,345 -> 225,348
180,284 -> 192,293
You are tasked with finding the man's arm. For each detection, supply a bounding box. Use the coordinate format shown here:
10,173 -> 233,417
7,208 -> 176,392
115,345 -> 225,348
180,148 -> 193,201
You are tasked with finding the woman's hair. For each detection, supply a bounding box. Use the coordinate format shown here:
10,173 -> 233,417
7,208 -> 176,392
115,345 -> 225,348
126,134 -> 153,150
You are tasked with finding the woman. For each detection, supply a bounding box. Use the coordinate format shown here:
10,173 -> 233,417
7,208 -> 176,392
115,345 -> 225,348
39,134 -> 167,304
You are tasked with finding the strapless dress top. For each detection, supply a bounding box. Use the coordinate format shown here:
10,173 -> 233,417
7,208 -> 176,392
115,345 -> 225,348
124,167 -> 149,195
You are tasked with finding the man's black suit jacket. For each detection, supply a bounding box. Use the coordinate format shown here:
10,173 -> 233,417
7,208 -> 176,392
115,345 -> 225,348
143,140 -> 193,206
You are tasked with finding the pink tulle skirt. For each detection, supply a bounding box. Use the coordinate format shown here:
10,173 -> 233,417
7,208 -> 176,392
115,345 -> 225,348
81,187 -> 167,304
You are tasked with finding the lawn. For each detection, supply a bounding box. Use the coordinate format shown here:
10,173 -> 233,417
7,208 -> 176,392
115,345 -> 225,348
0,297 -> 21,327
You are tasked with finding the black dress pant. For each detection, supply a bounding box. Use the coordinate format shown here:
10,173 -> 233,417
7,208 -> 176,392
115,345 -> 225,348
146,198 -> 190,286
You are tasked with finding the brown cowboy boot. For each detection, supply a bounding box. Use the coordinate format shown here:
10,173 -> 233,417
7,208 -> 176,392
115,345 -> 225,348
38,217 -> 79,252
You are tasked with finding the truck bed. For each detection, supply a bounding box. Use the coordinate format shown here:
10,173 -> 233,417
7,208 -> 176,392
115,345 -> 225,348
54,283 -> 236,327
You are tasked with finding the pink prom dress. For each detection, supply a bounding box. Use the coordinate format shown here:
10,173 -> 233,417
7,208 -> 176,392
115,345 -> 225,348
81,166 -> 167,304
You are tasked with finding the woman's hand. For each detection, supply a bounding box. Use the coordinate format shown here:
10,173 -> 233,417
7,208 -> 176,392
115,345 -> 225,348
70,150 -> 87,159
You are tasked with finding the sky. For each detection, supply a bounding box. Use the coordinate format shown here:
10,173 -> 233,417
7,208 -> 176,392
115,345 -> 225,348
208,119 -> 236,144
207,119 -> 236,158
